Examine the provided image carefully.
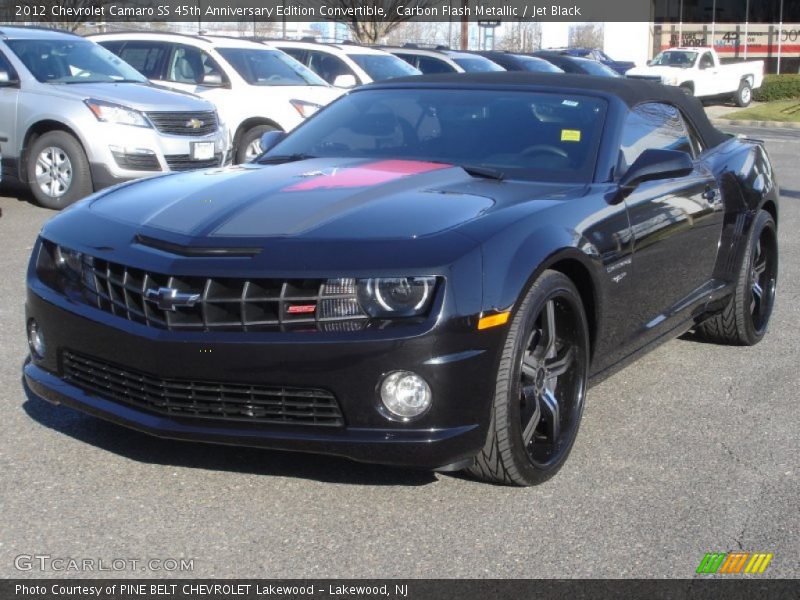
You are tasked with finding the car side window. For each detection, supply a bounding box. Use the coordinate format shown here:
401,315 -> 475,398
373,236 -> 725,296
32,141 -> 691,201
306,50 -> 357,85
619,102 -> 695,174
0,49 -> 18,80
166,44 -> 225,85
416,55 -> 454,74
699,52 -> 715,70
116,42 -> 169,79
280,47 -> 306,64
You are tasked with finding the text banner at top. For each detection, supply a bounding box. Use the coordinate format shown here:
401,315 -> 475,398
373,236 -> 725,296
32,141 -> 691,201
4,0 -> 671,24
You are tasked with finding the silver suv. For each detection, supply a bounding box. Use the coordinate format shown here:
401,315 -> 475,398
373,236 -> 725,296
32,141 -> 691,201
0,26 -> 228,209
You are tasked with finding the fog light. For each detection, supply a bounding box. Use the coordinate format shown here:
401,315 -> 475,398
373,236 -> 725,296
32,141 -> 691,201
27,320 -> 45,359
379,371 -> 432,419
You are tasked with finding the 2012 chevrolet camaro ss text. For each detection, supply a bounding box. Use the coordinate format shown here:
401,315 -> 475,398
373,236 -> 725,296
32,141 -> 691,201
23,73 -> 779,485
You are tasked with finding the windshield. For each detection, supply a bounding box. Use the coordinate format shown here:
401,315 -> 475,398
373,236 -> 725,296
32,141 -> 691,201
453,56 -> 505,72
217,47 -> 327,86
349,53 -> 420,81
6,39 -> 148,84
651,51 -> 698,68
262,89 -> 607,183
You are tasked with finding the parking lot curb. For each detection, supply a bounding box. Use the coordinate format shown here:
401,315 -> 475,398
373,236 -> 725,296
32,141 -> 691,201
711,118 -> 800,129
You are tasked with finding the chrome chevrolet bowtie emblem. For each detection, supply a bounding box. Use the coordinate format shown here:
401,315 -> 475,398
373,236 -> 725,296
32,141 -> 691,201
185,118 -> 204,129
144,287 -> 201,311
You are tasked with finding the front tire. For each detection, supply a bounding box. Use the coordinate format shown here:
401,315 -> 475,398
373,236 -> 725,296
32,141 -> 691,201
468,270 -> 590,486
26,131 -> 92,210
697,209 -> 777,345
735,80 -> 753,107
235,125 -> 278,164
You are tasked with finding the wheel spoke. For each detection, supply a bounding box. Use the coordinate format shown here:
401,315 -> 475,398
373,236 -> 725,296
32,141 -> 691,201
753,259 -> 767,277
545,346 -> 574,378
521,357 -> 538,380
36,155 -> 51,171
521,387 -> 541,445
752,281 -> 763,302
35,170 -> 51,185
540,389 -> 560,444
542,300 -> 557,357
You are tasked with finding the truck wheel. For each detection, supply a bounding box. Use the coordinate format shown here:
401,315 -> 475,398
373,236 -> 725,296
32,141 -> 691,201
735,80 -> 752,107
26,131 -> 93,210
235,125 -> 278,164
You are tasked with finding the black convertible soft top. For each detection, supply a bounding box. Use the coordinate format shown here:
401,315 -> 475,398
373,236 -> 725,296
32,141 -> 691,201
371,72 -> 729,149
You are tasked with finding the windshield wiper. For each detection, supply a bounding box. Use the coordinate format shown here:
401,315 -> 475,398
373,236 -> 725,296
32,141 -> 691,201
257,153 -> 317,164
460,164 -> 505,181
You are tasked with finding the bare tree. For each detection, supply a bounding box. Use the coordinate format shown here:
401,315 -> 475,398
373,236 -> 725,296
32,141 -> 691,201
497,22 -> 542,52
383,21 -> 449,48
568,23 -> 604,49
310,0 -> 447,44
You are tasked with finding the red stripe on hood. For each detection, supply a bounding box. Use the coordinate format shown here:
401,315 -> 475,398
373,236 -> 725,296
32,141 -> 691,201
283,160 -> 450,192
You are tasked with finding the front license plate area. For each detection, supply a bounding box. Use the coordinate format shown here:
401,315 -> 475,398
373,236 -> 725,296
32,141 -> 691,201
191,142 -> 215,161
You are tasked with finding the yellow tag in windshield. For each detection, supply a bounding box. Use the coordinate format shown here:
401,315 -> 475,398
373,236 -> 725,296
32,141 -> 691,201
561,129 -> 582,142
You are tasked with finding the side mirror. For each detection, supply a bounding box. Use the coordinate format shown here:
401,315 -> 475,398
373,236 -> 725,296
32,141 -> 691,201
646,59 -> 653,66
259,131 -> 287,155
201,72 -> 226,87
618,149 -> 694,196
0,69 -> 19,87
332,74 -> 357,88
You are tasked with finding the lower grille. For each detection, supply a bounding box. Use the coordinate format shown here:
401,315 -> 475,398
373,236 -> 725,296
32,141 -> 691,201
62,351 -> 344,427
111,151 -> 161,172
165,153 -> 222,171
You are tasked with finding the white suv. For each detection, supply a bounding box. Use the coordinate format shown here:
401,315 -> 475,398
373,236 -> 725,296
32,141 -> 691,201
271,41 -> 420,88
92,33 -> 343,162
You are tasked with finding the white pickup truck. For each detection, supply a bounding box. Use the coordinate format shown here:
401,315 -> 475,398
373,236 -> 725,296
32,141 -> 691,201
626,47 -> 763,107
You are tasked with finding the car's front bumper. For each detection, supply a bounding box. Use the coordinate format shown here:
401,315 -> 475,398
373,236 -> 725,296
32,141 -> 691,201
23,287 -> 501,470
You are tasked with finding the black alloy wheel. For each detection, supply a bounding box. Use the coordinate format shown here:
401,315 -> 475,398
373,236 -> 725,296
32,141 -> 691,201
697,209 -> 777,345
469,270 -> 589,486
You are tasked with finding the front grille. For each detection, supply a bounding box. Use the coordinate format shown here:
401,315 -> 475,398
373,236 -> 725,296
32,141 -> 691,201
111,151 -> 161,172
146,111 -> 218,136
626,75 -> 663,82
63,351 -> 344,427
165,153 -> 222,171
77,252 -> 368,332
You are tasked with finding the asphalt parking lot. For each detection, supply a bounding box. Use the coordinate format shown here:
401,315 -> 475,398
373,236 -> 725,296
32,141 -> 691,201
0,125 -> 797,579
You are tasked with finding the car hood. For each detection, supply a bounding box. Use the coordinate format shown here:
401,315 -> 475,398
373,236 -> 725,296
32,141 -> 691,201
75,158 -> 584,244
42,81 -> 214,112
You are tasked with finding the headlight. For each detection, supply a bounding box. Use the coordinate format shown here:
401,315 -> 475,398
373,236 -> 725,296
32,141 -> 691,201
54,245 -> 84,279
289,99 -> 322,119
85,98 -> 151,128
357,277 -> 436,318
35,240 -> 84,292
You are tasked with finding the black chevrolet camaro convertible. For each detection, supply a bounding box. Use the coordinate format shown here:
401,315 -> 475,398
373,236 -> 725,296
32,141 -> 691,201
24,73 -> 779,485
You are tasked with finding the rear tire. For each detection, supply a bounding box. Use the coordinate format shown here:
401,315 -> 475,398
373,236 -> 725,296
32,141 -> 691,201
235,125 -> 278,164
468,270 -> 590,486
696,209 -> 777,345
26,131 -> 92,210
734,80 -> 753,107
